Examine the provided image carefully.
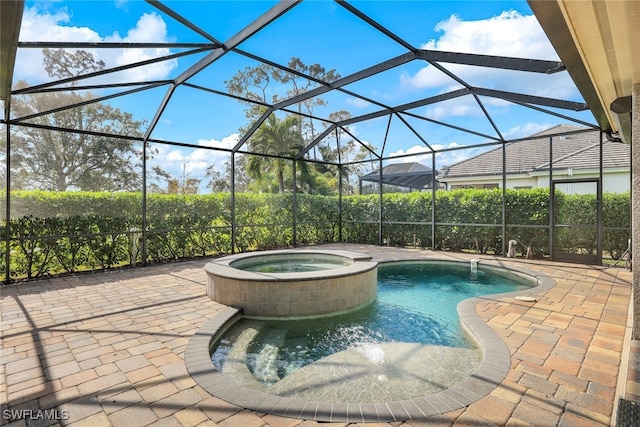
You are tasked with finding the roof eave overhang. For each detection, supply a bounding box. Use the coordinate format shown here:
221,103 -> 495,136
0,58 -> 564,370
527,1 -> 612,134
528,0 -> 640,144
0,0 -> 24,116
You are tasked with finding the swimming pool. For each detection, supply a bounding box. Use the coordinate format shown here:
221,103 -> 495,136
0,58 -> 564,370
209,260 -> 534,402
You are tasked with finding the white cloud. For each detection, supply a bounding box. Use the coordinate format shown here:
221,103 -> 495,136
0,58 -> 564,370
423,11 -> 556,59
103,13 -> 176,81
15,6 -> 97,83
503,122 -> 553,139
15,5 -> 176,84
387,141 -> 490,169
188,134 -> 239,167
151,133 -> 239,180
345,97 -> 372,109
423,95 -> 512,121
197,134 -> 239,150
397,10 -> 580,124
402,11 -> 545,91
434,144 -> 483,168
399,68 -> 459,92
425,101 -> 482,121
387,145 -> 434,165
20,6 -> 99,43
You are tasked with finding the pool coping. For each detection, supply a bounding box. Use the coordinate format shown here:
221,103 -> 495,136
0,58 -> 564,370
185,257 -> 556,423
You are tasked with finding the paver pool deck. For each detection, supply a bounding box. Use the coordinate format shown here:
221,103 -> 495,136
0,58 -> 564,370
1,243 -> 636,426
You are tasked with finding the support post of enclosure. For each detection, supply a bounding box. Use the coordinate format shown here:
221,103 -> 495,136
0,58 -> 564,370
292,160 -> 297,247
378,158 -> 383,246
5,122 -> 11,283
338,164 -> 343,242
549,136 -> 555,260
231,152 -> 236,254
431,154 -> 436,250
502,141 -> 507,256
631,83 -> 640,339
597,131 -> 603,265
141,140 -> 148,266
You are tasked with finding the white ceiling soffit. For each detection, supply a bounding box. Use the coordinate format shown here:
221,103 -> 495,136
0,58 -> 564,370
529,0 -> 640,143
0,0 -> 24,116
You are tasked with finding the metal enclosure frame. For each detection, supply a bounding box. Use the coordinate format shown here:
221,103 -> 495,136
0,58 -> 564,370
0,0 -> 630,283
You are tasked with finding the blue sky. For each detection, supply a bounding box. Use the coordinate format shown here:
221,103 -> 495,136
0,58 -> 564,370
13,0 -> 594,188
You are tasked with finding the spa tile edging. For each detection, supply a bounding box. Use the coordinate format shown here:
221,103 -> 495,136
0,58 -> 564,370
204,249 -> 378,318
185,257 -> 556,423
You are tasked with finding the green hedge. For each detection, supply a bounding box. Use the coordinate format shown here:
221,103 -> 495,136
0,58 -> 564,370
146,193 -> 231,262
0,188 -> 630,281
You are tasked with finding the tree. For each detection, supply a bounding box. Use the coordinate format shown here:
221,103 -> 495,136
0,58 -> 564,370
318,110 -> 377,194
272,58 -> 340,146
149,164 -> 200,194
42,48 -> 106,82
224,57 -> 340,132
205,160 -> 233,193
246,112 -> 307,193
9,49 -> 146,191
167,177 -> 200,195
225,58 -> 340,192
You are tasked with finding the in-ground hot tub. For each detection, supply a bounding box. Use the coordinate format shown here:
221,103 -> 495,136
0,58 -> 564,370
204,249 -> 378,318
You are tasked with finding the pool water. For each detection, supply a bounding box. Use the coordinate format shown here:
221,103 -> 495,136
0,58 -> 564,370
235,260 -> 346,273
229,253 -> 352,273
211,261 -> 533,398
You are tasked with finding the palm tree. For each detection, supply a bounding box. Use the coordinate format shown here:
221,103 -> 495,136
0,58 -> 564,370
246,113 -> 308,193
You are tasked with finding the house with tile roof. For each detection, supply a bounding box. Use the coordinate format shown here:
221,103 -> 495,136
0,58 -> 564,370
438,125 -> 630,194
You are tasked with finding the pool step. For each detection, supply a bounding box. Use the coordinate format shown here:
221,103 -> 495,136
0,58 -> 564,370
220,321 -> 264,389
254,329 -> 286,385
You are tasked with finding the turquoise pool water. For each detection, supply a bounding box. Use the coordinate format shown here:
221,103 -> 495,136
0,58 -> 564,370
211,261 -> 533,392
229,253 -> 352,273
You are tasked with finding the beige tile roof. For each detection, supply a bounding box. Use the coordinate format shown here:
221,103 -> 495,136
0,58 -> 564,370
440,125 -> 629,179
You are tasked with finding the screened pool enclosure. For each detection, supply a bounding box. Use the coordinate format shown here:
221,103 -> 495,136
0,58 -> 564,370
0,0 -> 631,283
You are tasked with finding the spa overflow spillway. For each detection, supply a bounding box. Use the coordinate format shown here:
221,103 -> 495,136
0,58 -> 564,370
204,249 -> 378,318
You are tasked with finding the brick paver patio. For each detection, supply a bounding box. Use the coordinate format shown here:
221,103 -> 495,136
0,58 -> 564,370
0,244 -> 634,426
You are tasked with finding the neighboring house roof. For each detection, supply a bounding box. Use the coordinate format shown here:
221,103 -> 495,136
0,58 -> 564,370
360,162 -> 435,189
439,125 -> 630,179
534,139 -> 630,171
